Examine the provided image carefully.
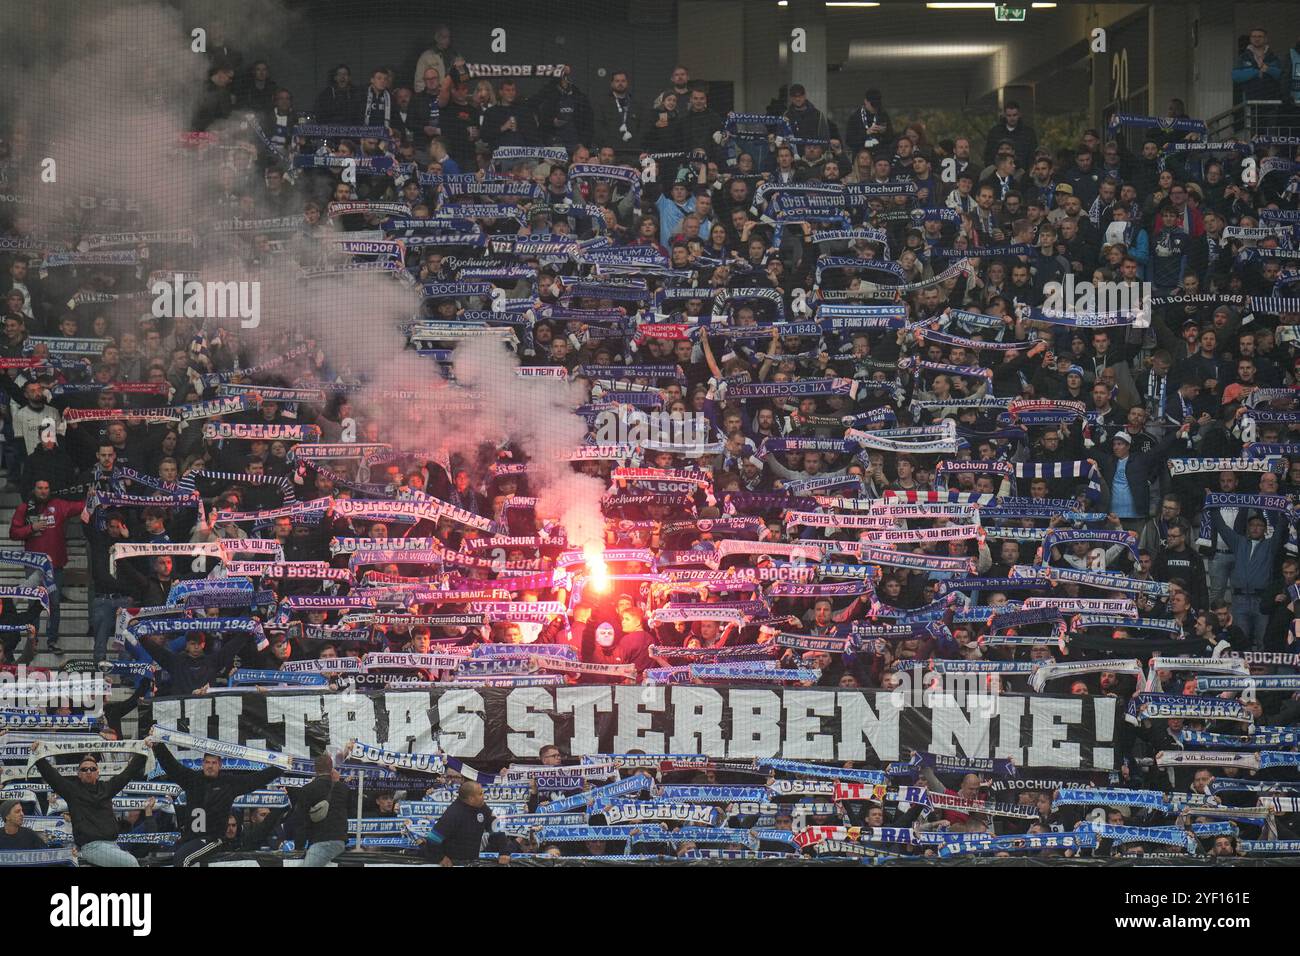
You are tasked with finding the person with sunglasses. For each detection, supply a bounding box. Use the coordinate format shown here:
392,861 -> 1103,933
31,746 -> 147,867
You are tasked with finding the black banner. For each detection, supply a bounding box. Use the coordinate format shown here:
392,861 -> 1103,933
143,687 -> 1120,771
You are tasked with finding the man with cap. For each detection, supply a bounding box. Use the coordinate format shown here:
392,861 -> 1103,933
1095,424 -> 1187,532
32,746 -> 147,867
945,169 -> 978,215
846,88 -> 892,152
148,736 -> 286,867
1059,364 -> 1088,403
1046,182 -> 1076,225
530,65 -> 594,151
784,84 -> 830,142
655,173 -> 696,247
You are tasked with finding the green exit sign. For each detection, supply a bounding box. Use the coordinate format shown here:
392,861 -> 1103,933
995,5 -> 1027,20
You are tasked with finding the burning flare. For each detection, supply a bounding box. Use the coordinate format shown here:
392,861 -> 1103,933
584,542 -> 611,594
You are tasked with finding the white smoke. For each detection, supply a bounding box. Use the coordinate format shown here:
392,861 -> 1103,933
451,337 -> 607,548
0,0 -> 609,546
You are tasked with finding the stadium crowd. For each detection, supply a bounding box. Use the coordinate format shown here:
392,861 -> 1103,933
1,20 -> 1300,866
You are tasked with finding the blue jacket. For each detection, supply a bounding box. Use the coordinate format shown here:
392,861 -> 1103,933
1232,48 -> 1283,100
1211,510 -> 1284,593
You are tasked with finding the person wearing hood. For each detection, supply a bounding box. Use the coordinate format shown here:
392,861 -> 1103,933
589,605 -> 653,679
313,64 -> 361,125
846,88 -> 892,153
529,65 -> 594,151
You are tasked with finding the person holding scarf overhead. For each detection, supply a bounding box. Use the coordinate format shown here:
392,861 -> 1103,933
149,739 -> 285,868
31,748 -> 147,868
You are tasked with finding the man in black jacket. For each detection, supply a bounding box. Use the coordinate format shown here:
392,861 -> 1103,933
591,70 -> 640,161
150,739 -> 285,867
845,88 -> 892,153
482,79 -> 540,150
290,745 -> 354,866
83,508 -> 136,664
1151,520 -> 1208,611
417,781 -> 511,865
982,102 -> 1037,170
784,84 -> 830,142
679,86 -> 723,163
33,748 -> 147,867
529,67 -> 594,151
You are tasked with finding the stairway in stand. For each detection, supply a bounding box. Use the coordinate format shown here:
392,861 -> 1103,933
0,468 -> 91,665
2,465 -> 137,733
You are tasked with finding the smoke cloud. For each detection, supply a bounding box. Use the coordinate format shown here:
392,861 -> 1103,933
0,0 -> 607,547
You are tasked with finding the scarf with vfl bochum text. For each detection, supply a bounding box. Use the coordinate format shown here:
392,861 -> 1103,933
1108,113 -> 1207,134
147,726 -> 296,768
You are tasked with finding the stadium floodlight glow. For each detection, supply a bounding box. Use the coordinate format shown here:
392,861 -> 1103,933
926,2 -> 1056,6
847,40 -> 1003,59
777,1 -> 787,6
825,3 -> 881,7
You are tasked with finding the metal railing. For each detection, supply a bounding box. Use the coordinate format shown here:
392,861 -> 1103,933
1205,100 -> 1299,141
